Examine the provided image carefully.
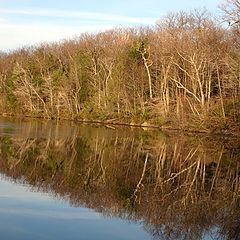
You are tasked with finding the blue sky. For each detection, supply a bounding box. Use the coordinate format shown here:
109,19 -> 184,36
0,0 -> 222,51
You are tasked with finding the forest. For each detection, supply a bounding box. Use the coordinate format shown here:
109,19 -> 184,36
0,0 -> 239,134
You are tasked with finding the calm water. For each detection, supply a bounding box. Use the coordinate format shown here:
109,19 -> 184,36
0,117 -> 239,240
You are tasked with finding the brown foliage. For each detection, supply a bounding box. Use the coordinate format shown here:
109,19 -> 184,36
0,8 -> 239,133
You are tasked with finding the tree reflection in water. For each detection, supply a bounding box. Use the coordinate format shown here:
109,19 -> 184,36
0,121 -> 239,240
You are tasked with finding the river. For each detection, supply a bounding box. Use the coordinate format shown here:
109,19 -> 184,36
0,117 -> 239,240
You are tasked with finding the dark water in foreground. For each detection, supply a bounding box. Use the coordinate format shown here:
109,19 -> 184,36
0,117 -> 239,240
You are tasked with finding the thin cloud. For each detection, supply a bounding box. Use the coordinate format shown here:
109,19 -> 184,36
0,207 -> 101,220
0,20 -> 114,51
0,8 -> 157,51
0,8 -> 157,24
0,17 -> 7,23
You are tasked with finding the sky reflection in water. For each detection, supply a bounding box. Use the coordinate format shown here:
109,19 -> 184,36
0,176 -> 150,240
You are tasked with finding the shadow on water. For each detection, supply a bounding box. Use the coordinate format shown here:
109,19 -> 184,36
0,117 -> 240,240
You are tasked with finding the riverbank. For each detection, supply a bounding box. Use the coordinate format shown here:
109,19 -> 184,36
1,112 -> 239,138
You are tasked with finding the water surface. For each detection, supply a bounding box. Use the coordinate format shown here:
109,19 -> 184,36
0,117 -> 239,240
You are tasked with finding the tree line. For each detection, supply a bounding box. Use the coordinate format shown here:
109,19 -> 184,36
0,2 -> 239,133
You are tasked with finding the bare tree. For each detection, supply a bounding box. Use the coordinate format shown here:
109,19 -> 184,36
221,0 -> 240,26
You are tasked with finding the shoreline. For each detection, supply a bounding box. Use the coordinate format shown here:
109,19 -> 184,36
1,113 -> 239,138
